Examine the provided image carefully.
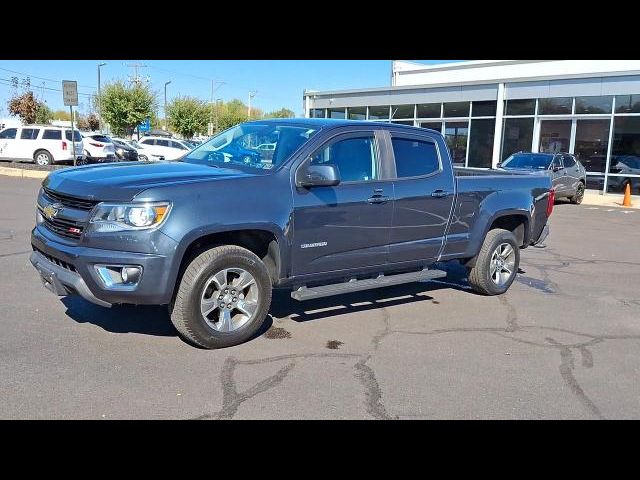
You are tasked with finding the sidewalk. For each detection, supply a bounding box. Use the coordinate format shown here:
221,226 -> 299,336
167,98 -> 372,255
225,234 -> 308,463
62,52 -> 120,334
582,191 -> 638,209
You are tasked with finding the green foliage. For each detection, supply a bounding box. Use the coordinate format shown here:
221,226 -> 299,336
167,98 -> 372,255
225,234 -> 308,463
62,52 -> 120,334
217,99 -> 249,131
166,96 -> 209,138
75,114 -> 89,131
96,80 -> 157,137
52,110 -> 71,121
265,107 -> 295,119
35,102 -> 53,124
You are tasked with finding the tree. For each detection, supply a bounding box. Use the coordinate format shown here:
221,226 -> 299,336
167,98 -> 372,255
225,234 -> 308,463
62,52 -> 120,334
166,96 -> 209,138
76,114 -> 89,131
35,103 -> 53,124
217,99 -> 249,131
87,113 -> 99,131
8,91 -> 39,124
52,110 -> 71,121
265,108 -> 295,119
96,80 -> 157,137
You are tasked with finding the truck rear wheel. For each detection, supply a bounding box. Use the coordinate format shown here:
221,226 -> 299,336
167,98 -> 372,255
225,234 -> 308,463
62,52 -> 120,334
170,245 -> 272,349
468,228 -> 520,296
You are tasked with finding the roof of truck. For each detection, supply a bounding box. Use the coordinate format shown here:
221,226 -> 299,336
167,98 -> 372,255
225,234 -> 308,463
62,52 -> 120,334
243,117 -> 434,133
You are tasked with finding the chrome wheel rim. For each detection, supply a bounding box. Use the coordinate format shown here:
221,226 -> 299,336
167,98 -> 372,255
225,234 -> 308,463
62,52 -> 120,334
200,268 -> 259,332
576,184 -> 584,202
36,153 -> 49,165
490,243 -> 516,287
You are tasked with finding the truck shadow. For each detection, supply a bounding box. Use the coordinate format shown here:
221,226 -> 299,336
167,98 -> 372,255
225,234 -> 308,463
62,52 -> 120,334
59,264 -> 470,336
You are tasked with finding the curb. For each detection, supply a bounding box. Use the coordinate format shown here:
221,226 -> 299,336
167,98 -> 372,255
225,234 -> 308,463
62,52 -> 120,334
0,166 -> 49,179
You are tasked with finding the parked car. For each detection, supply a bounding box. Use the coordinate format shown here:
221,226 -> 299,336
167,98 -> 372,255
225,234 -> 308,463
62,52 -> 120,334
255,142 -> 276,161
138,136 -> 193,161
499,152 -> 586,204
30,119 -> 553,349
111,137 -> 164,162
0,125 -> 84,165
81,134 -> 116,164
110,138 -> 139,162
608,155 -> 640,193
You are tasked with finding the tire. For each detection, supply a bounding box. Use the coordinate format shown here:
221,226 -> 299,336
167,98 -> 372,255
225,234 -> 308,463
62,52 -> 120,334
570,182 -> 585,204
170,245 -> 272,349
468,228 -> 520,296
34,150 -> 52,166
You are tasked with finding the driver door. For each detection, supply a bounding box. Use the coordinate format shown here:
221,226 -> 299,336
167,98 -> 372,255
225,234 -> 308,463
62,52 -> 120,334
291,130 -> 394,276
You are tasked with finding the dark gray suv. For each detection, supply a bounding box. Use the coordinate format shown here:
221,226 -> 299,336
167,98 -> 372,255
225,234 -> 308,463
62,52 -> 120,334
499,152 -> 587,204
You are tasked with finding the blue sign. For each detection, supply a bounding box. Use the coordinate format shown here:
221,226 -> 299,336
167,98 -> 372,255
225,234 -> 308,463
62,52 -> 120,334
138,118 -> 151,132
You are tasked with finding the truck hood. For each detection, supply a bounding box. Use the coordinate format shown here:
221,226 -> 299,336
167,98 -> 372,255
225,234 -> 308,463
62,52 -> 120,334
43,161 -> 252,201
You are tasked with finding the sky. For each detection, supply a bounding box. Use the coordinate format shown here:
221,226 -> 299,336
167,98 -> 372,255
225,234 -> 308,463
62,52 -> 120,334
0,60 -> 461,118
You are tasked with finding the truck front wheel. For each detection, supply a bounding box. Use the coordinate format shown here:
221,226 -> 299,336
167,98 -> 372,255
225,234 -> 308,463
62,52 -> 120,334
468,229 -> 520,296
170,245 -> 273,349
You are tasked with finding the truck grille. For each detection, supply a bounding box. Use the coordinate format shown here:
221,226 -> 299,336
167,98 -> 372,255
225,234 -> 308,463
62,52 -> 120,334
32,246 -> 77,272
42,188 -> 98,211
40,213 -> 84,239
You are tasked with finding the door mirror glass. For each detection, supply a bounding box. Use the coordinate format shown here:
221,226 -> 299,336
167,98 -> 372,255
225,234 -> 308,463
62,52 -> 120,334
297,163 -> 341,187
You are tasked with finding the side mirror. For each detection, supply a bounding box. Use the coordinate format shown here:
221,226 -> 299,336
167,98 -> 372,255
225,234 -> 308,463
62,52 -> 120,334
552,165 -> 562,172
297,163 -> 341,188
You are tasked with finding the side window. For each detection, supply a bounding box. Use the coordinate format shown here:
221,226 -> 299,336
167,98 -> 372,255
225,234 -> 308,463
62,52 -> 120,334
43,129 -> 62,140
0,128 -> 17,139
552,156 -> 563,170
309,135 -> 377,183
170,140 -> 187,150
20,128 -> 40,140
141,139 -> 154,145
157,140 -> 169,147
391,137 -> 440,178
563,154 -> 576,167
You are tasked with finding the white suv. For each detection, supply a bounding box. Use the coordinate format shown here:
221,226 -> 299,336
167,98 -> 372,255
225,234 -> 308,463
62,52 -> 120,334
0,125 -> 85,165
81,134 -> 116,162
138,136 -> 192,161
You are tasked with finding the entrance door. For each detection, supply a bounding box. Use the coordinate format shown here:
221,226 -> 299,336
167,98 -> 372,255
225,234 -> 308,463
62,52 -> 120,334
539,120 -> 572,153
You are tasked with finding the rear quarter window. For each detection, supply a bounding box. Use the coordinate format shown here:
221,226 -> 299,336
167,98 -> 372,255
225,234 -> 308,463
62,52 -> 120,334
391,137 -> 440,178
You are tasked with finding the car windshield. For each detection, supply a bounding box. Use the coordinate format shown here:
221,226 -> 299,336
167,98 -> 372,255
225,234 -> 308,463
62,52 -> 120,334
182,123 -> 318,170
90,135 -> 112,143
502,153 -> 554,170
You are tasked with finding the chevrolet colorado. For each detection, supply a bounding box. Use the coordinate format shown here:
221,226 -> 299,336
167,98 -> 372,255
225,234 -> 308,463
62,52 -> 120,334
30,119 -> 553,348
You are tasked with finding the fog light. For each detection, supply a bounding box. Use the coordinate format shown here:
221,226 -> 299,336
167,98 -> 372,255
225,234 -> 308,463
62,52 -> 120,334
95,265 -> 142,289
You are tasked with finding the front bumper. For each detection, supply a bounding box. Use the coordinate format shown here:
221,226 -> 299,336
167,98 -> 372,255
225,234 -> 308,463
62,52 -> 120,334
30,227 -> 177,306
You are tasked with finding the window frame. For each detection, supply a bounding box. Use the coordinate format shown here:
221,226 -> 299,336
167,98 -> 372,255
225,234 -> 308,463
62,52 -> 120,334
20,128 -> 40,140
386,130 -> 444,181
296,130 -> 384,186
0,128 -> 18,139
42,129 -> 62,140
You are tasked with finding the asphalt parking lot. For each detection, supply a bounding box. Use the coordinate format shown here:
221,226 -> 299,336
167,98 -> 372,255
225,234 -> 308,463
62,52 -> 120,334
1,176 -> 639,419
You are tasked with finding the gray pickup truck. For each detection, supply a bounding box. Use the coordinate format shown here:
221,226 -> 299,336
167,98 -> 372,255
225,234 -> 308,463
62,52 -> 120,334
30,119 -> 553,349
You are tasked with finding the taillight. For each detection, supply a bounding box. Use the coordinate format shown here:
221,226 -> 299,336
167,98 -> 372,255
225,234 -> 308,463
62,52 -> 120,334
62,141 -> 67,151
546,189 -> 555,217
89,142 -> 104,148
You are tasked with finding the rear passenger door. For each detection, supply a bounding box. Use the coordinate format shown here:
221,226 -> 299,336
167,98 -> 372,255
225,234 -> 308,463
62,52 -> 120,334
17,127 -> 40,159
41,129 -> 63,160
551,155 -> 566,195
387,130 -> 455,264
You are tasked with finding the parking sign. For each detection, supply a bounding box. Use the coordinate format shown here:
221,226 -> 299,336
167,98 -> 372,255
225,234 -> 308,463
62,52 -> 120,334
62,80 -> 78,106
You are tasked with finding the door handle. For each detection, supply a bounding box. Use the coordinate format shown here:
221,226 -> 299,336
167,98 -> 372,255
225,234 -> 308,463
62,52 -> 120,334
367,195 -> 390,204
431,190 -> 449,198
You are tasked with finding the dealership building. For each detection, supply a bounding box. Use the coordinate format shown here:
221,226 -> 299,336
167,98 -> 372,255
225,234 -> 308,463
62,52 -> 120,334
303,60 -> 640,195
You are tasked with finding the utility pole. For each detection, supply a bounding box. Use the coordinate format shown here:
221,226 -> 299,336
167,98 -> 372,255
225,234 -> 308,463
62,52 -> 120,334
126,62 -> 149,86
97,62 -> 107,133
164,81 -> 171,131
248,90 -> 257,119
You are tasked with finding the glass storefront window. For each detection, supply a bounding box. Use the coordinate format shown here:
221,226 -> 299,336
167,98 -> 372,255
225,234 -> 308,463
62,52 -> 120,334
609,117 -> 640,193
501,118 -> 534,160
391,105 -> 414,119
420,121 -> 442,133
347,107 -> 366,120
538,97 -> 572,115
505,99 -> 536,116
468,119 -> 495,168
443,102 -> 470,118
417,103 -> 441,118
368,105 -> 389,120
328,108 -> 346,119
472,101 -> 497,117
309,109 -> 325,118
615,95 -> 640,114
539,120 -> 572,153
574,119 -> 611,173
586,175 -> 606,192
575,96 -> 612,114
444,121 -> 469,166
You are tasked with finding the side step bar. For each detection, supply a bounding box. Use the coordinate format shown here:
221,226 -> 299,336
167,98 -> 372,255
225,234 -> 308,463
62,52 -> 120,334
291,268 -> 447,301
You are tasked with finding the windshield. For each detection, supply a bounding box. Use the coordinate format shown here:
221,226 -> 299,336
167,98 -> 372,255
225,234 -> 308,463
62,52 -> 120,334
502,153 -> 554,170
182,123 -> 318,170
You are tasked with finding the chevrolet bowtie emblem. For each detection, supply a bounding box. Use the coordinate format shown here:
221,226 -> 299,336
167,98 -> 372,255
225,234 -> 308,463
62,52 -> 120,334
43,203 -> 63,220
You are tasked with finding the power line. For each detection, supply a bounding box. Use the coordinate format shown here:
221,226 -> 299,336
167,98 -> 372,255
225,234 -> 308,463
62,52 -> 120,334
0,66 -> 96,91
0,78 -> 95,98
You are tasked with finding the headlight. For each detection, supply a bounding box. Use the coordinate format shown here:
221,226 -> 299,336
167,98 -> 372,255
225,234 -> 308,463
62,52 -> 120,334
88,202 -> 171,232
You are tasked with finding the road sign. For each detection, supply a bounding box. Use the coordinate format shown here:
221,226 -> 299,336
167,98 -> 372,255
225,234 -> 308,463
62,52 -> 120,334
62,80 -> 78,106
138,118 -> 151,132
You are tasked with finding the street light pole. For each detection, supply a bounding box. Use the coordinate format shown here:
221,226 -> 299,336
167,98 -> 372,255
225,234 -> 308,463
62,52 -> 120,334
97,63 -> 107,133
164,81 -> 171,131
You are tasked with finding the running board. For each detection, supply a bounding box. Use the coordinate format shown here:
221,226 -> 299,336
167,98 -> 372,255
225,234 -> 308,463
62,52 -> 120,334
290,268 -> 447,301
